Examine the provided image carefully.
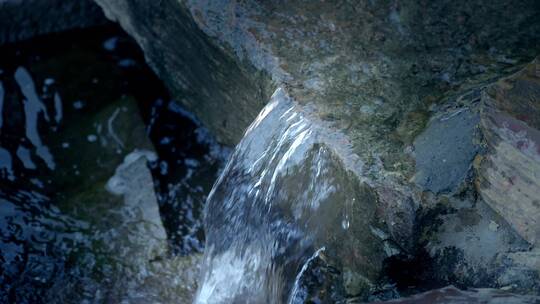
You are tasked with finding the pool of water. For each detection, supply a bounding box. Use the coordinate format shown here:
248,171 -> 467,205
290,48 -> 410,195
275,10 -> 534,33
0,25 -> 228,303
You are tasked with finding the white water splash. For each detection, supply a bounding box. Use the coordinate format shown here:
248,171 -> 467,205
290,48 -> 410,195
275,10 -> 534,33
196,245 -> 265,304
288,247 -> 326,304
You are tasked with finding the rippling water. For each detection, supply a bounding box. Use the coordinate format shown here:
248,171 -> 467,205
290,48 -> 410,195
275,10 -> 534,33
0,26 -> 227,303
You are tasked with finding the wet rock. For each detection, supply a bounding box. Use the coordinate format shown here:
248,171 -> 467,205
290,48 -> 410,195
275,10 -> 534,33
179,0 -> 540,167
375,186 -> 417,253
196,89 -> 400,303
366,286 -> 540,304
423,195 -> 534,292
402,60 -> 540,294
137,253 -> 202,303
0,0 -> 107,45
476,58 -> 540,246
104,150 -> 167,257
413,109 -> 479,194
90,0 -> 540,302
93,0 -> 273,146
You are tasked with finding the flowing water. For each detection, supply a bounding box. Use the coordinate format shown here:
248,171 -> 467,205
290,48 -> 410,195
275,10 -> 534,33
196,88 -> 387,303
0,26 -> 228,303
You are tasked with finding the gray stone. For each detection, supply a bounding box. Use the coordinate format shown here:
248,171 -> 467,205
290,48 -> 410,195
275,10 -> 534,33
93,0 -> 273,146
413,108 -> 480,193
476,58 -> 540,246
426,195 -> 534,291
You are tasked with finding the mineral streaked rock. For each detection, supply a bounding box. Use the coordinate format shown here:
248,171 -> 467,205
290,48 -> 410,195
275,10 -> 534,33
182,0 -> 540,167
507,248 -> 540,276
0,0 -> 107,45
476,58 -> 540,246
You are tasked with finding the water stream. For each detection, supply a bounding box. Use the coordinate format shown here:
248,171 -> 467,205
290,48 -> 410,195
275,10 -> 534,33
196,88 -> 387,303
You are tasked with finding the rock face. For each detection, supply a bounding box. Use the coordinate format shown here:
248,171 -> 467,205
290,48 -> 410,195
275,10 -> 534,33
0,0 -> 107,45
367,286 -> 540,304
93,0 -> 273,146
476,58 -> 540,246
91,0 -> 540,302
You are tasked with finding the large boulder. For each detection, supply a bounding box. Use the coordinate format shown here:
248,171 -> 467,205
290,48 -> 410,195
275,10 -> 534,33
93,0 -> 274,146
91,0 -> 540,301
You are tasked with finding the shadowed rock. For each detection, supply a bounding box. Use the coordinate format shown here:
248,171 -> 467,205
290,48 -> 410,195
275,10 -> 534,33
0,0 -> 107,45
93,0 -> 273,146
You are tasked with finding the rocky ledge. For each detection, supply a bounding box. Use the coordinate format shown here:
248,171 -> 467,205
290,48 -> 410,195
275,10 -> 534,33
91,0 -> 540,302
3,0 -> 539,303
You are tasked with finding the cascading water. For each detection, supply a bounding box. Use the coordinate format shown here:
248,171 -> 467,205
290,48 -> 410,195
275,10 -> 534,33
196,88 -> 394,303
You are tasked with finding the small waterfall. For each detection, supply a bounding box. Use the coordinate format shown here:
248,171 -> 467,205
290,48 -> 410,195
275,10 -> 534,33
196,88 -> 389,303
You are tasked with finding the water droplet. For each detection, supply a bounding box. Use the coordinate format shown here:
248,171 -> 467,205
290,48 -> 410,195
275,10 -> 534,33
87,135 -> 97,142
